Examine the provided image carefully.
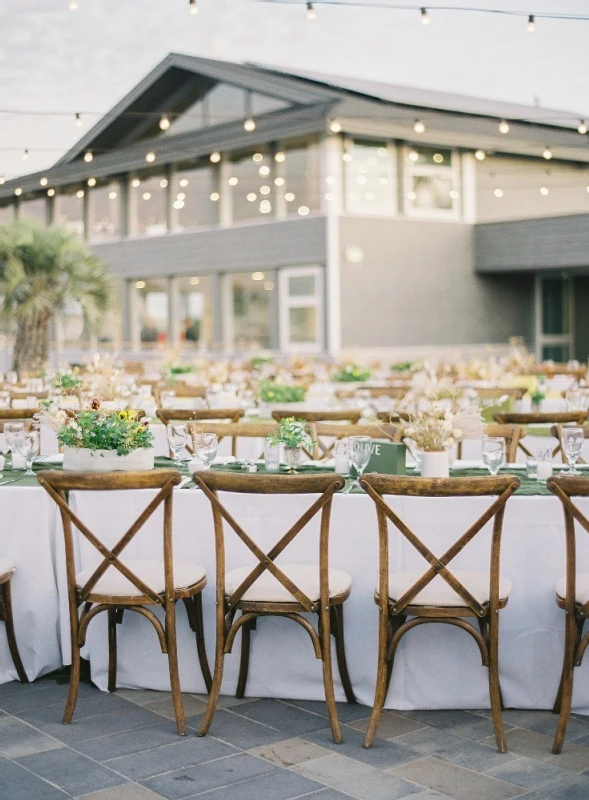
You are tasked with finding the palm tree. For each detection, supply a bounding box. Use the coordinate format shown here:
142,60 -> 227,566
0,219 -> 111,372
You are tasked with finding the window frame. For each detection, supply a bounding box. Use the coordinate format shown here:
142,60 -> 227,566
403,144 -> 461,220
279,265 -> 325,354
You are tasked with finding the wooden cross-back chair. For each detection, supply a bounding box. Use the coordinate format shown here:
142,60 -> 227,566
336,386 -> 408,401
376,411 -> 412,424
313,422 -> 402,460
194,471 -> 355,744
456,424 -> 527,463
271,409 -> 362,425
550,424 -> 589,465
156,409 -> 245,456
0,409 -> 38,421
473,387 -> 527,401
360,473 -> 519,752
547,476 -> 589,753
493,412 -> 589,459
0,561 -> 28,683
188,421 -> 278,459
37,469 -> 211,736
154,383 -> 208,407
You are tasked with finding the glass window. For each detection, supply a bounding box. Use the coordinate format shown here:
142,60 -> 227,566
542,278 -> 569,336
405,146 -> 459,215
90,182 -> 120,241
132,176 -> 167,237
171,166 -> 218,231
0,204 -> 14,226
281,142 -> 321,215
344,140 -> 395,214
19,197 -> 46,225
56,188 -> 85,237
230,152 -> 274,222
178,276 -> 212,348
228,272 -> 272,349
279,266 -> 323,352
136,278 -> 168,346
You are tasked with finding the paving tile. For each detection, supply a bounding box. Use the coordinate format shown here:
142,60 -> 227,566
493,709 -> 589,741
104,734 -> 237,780
0,756 -> 70,800
16,748 -> 126,795
485,755 -> 587,789
248,736 -> 332,767
144,696 -> 208,720
0,714 -> 64,758
185,707 -> 286,749
193,693 -> 258,709
399,710 -> 515,741
305,724 -> 423,770
74,721 -> 185,762
115,689 -> 174,707
396,727 -> 518,771
536,774 -> 589,800
182,768 -> 325,800
348,711 -> 427,740
76,785 -> 167,800
141,753 -> 276,800
481,728 -> 589,773
390,756 -> 526,800
235,698 -> 336,735
0,680 -> 97,714
283,698 -> 373,723
294,753 -> 423,800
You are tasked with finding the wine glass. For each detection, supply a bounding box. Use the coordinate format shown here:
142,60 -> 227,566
4,422 -> 25,467
15,430 -> 40,476
562,426 -> 584,476
482,436 -> 506,476
194,432 -> 219,469
166,424 -> 187,466
347,436 -> 372,492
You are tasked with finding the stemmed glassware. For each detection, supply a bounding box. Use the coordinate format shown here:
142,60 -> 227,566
166,424 -> 188,466
15,430 -> 40,476
562,426 -> 584,476
482,436 -> 506,476
194,432 -> 218,469
346,436 -> 372,492
4,422 -> 25,467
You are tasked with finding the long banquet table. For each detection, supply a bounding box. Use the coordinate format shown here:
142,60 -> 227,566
2,461 -> 589,716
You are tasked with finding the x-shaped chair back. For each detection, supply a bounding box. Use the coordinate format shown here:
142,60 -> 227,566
157,409 -> 245,455
194,471 -> 345,614
494,412 -> 588,460
360,474 -> 519,618
313,422 -> 402,460
456,424 -> 526,463
547,476 -> 589,620
38,469 -> 181,606
188,421 -> 278,460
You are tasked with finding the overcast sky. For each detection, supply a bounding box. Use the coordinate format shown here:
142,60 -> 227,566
0,0 -> 585,179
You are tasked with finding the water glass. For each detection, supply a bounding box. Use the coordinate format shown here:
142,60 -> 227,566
4,422 -> 25,467
562,426 -> 584,476
160,391 -> 176,409
0,391 -> 10,408
194,432 -> 218,469
15,430 -> 40,476
166,424 -> 187,466
482,436 -> 506,476
525,456 -> 537,479
334,438 -> 350,474
264,438 -> 281,472
348,435 -> 372,491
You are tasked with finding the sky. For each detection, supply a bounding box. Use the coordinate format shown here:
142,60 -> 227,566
0,0 -> 586,180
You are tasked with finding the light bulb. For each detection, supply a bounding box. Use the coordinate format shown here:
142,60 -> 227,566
527,15 -> 535,32
543,147 -> 552,160
252,272 -> 265,281
47,189 -> 55,197
475,149 -> 486,161
494,188 -> 504,198
159,115 -> 170,131
413,120 -> 425,134
84,151 -> 93,163
109,191 -> 117,199
306,2 -> 316,20
189,0 -> 198,14
421,7 -> 430,25
578,120 -> 588,135
228,177 -> 238,186
14,188 -> 22,196
69,0 -> 79,10
87,177 -> 96,187
76,189 -> 84,198
145,151 -> 156,163
253,153 -> 263,162
0,176 -> 5,185
40,177 -> 48,186
131,179 -> 141,188
75,113 -> 83,127
274,151 -> 285,163
329,119 -> 342,133
540,186 -> 549,196
22,149 -> 29,160
498,120 -> 510,134
210,151 -> 221,163
244,117 -> 256,132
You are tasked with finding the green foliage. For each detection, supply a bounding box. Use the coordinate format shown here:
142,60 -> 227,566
0,218 -> 111,330
250,356 -> 273,369
57,410 -> 154,456
268,417 -> 313,449
530,389 -> 546,405
50,370 -> 83,393
390,360 -> 421,373
259,380 -> 307,403
169,364 -> 195,375
333,364 -> 371,382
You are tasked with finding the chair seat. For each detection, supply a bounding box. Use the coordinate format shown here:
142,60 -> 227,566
225,564 -> 352,603
0,557 -> 15,583
556,573 -> 589,605
76,558 -> 206,597
388,569 -> 512,607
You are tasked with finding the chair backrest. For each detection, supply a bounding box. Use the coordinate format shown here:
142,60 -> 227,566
0,419 -> 33,433
38,469 -> 181,606
336,386 -> 408,400
494,411 -> 588,426
271,409 -> 362,425
376,411 -> 411,423
313,422 -> 402,459
456,424 -> 527,463
194,471 -> 344,613
550,424 -> 589,464
360,473 -> 519,617
0,408 -> 39,420
474,387 -> 527,401
187,421 -> 278,458
547,476 -> 589,618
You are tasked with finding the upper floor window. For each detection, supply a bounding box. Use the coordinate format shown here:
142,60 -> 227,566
344,139 -> 395,215
56,188 -> 85,237
19,196 -> 46,225
132,175 -> 167,237
90,181 -> 120,241
230,151 -> 275,222
405,146 -> 459,217
280,142 -> 321,216
172,164 -> 218,230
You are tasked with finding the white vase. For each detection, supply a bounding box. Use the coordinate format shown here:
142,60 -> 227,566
420,450 -> 449,478
63,446 -> 154,472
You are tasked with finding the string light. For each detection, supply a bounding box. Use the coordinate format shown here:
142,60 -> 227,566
22,149 -> 29,160
40,177 -> 48,186
159,115 -> 171,131
210,151 -> 221,163
75,113 -> 83,127
84,150 -> 93,163
498,120 -> 510,134
76,189 -> 84,198
244,117 -> 256,132
14,188 -> 22,196
540,185 -> 549,195
244,92 -> 255,132
0,176 -> 5,185
527,14 -> 535,32
475,149 -> 486,161
189,0 -> 198,14
578,120 -> 588,135
421,7 -> 430,25
275,151 -> 286,162
413,119 -> 425,133
145,151 -> 156,162
329,119 -> 342,133
47,188 -> 55,197
69,0 -> 79,10
306,2 -> 316,19
87,177 -> 96,187
131,178 -> 141,188
494,188 -> 503,198
543,147 -> 552,160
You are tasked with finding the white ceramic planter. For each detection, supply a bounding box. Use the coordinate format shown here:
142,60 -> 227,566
62,446 -> 154,472
420,450 -> 449,478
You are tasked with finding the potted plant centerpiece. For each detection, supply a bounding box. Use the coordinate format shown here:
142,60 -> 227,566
332,363 -> 371,383
268,417 -> 314,473
258,379 -> 307,412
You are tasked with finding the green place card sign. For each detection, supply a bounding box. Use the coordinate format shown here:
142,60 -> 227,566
364,439 -> 407,476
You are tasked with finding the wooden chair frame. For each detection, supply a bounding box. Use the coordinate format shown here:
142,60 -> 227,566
456,424 -> 527,463
188,421 -> 278,460
360,473 -> 519,751
313,422 -> 402,460
336,386 -> 408,401
550,424 -> 589,465
37,469 -> 211,735
156,409 -> 245,455
271,409 -> 362,425
546,476 -> 589,753
194,471 -> 355,743
0,569 -> 28,682
473,387 -> 527,401
493,412 -> 588,459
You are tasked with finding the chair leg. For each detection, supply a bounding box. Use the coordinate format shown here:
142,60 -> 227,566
553,611 -> 578,754
319,607 -> 342,744
165,605 -> 186,736
1,580 -> 28,683
63,604 -> 82,724
330,605 -> 356,704
364,607 -> 391,749
199,617 -> 226,737
193,594 -> 212,693
107,608 -> 117,693
488,612 -> 506,753
236,615 -> 252,699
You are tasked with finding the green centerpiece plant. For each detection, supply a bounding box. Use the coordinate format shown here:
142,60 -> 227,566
268,417 -> 314,472
333,363 -> 371,382
259,379 -> 307,404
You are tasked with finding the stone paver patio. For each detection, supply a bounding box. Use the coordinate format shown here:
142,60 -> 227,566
2,676 -> 589,800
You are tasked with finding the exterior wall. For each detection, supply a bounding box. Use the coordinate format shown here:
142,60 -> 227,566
476,155 -> 589,222
339,216 -> 534,349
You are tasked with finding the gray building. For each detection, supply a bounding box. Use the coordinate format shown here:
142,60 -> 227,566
1,53 -> 589,361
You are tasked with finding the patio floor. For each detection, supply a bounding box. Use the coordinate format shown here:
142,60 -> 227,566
2,676 -> 589,800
